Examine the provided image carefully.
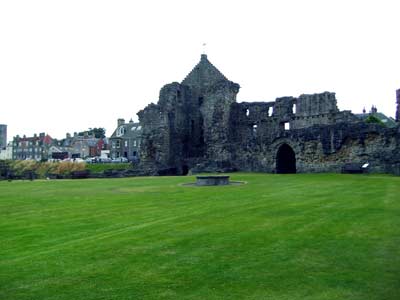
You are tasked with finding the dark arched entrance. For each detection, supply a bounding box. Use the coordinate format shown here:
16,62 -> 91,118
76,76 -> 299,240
181,165 -> 189,176
276,144 -> 296,174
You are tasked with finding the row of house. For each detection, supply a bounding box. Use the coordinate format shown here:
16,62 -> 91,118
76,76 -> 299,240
0,118 -> 143,162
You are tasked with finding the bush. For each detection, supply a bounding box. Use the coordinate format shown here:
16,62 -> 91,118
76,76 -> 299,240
7,161 -> 87,179
365,115 -> 385,126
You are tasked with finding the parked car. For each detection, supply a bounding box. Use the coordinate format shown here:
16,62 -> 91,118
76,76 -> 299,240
112,157 -> 129,163
98,157 -> 112,163
85,157 -> 98,163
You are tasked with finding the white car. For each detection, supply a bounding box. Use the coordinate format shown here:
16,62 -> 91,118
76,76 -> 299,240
112,157 -> 129,163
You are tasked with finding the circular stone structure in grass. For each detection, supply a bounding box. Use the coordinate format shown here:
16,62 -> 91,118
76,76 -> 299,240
182,175 -> 246,187
196,175 -> 230,186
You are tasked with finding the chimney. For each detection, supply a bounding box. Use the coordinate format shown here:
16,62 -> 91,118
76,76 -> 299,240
118,118 -> 125,127
66,133 -> 71,139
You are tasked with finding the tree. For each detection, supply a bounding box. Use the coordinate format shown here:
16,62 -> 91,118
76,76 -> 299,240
79,128 -> 106,138
365,115 -> 385,126
90,128 -> 106,138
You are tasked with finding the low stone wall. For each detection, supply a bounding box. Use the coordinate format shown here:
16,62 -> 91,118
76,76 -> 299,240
196,175 -> 230,186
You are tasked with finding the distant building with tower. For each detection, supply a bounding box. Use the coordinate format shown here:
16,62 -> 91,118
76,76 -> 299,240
0,124 -> 7,150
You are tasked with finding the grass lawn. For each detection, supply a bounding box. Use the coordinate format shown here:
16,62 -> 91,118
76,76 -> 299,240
0,173 -> 399,300
85,163 -> 133,174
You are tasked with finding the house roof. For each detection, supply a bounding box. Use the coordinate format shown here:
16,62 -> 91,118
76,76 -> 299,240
14,134 -> 53,144
110,122 -> 142,139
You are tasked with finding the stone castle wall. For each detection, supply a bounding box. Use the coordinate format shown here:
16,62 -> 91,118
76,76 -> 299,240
137,55 -> 400,175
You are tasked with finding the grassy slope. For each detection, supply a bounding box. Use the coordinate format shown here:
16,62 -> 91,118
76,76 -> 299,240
0,174 -> 399,300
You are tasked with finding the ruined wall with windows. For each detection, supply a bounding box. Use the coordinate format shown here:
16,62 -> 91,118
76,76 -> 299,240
137,55 -> 400,175
396,89 -> 400,122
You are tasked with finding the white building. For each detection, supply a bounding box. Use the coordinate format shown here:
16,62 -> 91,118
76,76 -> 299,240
0,143 -> 13,160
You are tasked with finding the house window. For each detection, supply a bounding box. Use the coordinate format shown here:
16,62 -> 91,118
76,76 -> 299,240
124,141 -> 128,147
133,140 -> 137,147
117,126 -> 125,137
133,151 -> 137,157
116,140 -> 120,148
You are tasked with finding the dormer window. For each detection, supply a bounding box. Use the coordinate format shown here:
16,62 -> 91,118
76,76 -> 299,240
116,126 -> 125,137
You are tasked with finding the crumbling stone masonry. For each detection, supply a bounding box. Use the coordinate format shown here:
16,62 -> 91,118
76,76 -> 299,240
396,89 -> 400,123
137,55 -> 400,175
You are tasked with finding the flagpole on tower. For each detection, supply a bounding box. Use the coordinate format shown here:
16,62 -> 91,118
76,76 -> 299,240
202,43 -> 207,55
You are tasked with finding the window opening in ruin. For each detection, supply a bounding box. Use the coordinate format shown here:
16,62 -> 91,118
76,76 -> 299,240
292,104 -> 296,114
276,144 -> 296,174
200,128 -> 204,145
252,124 -> 257,135
268,107 -> 273,117
284,122 -> 290,130
199,97 -> 204,106
246,109 -> 250,116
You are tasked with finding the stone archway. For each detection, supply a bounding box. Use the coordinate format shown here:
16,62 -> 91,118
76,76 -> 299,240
276,143 -> 296,174
181,165 -> 189,176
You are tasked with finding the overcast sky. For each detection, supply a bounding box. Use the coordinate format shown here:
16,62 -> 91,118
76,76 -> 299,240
1,0 -> 399,141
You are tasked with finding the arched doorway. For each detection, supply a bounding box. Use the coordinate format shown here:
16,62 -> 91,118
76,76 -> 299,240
181,165 -> 189,176
276,144 -> 296,174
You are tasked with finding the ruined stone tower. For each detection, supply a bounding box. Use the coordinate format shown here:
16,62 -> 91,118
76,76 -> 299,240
396,89 -> 400,122
138,55 -> 400,175
138,54 -> 239,175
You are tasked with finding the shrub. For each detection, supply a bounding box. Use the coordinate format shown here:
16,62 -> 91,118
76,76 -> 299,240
365,115 -> 385,126
7,161 -> 87,179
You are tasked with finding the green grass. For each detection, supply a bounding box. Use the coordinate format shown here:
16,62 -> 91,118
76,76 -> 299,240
85,163 -> 132,173
0,173 -> 399,300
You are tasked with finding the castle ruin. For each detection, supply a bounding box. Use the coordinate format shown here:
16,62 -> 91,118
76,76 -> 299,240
137,55 -> 400,175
